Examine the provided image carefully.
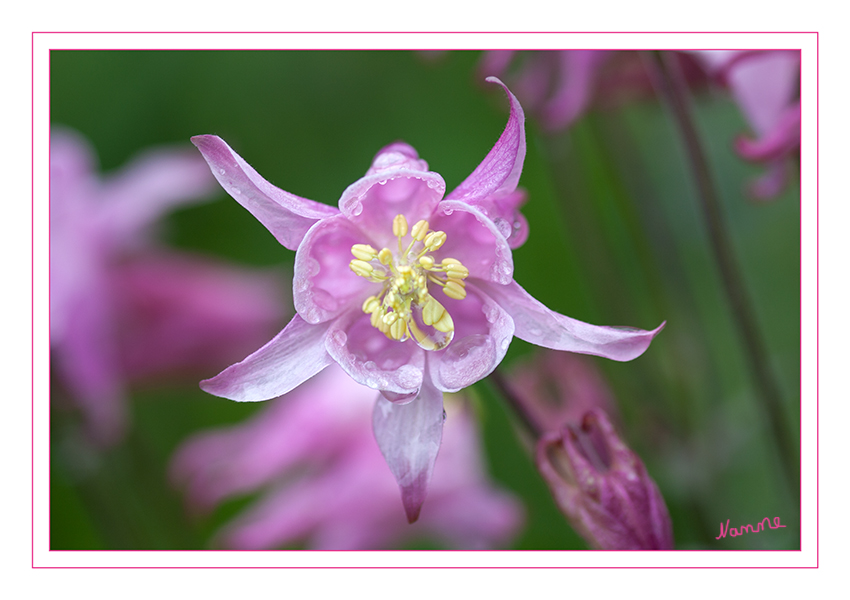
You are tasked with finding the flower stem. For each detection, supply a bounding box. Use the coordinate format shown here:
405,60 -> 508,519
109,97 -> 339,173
487,367 -> 544,439
645,51 -> 799,498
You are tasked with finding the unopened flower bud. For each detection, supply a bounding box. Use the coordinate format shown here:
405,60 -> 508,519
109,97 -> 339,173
535,409 -> 673,549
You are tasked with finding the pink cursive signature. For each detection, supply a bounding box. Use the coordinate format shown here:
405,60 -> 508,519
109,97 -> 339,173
716,517 -> 786,539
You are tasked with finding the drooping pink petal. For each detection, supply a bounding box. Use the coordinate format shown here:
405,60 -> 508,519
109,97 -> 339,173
325,308 -> 425,399
431,200 -> 514,284
446,76 -> 526,204
432,283 -> 515,392
372,367 -> 445,523
338,143 -> 445,246
200,314 -> 333,402
478,280 -> 664,361
191,135 -> 338,251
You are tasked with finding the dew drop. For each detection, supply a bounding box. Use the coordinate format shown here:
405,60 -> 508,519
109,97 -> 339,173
219,168 -> 226,175
330,329 -> 347,346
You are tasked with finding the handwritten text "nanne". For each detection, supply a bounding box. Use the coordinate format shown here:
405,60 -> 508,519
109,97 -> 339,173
716,517 -> 786,539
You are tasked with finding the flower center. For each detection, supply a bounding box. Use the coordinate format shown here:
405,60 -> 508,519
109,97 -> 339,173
349,214 -> 470,351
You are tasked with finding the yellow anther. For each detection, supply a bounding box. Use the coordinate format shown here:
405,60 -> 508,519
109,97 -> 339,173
411,219 -> 429,241
392,214 -> 408,238
378,248 -> 393,265
445,263 -> 469,280
382,311 -> 399,326
362,295 -> 380,314
351,244 -> 378,261
443,279 -> 467,300
389,318 -> 408,341
370,309 -> 383,328
424,231 -> 447,251
422,296 -> 446,327
419,255 -> 435,269
432,309 -> 454,333
349,259 -> 374,278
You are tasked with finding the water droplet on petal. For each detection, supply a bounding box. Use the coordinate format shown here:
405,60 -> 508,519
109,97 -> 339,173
331,329 -> 347,346
219,168 -> 226,175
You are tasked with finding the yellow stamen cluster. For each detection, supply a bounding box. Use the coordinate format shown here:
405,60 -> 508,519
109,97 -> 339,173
348,213 -> 471,350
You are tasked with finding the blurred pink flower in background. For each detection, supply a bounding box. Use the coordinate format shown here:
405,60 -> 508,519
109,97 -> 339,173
50,127 -> 287,445
170,364 -> 523,550
507,349 -> 619,434
191,77 -> 663,522
478,51 -> 613,132
480,49 -> 799,200
691,50 -> 801,200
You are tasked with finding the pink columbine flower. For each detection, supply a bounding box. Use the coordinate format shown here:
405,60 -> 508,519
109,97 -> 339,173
170,364 -> 523,550
690,50 -> 801,200
50,127 -> 285,444
192,77 -> 664,522
536,410 -> 674,550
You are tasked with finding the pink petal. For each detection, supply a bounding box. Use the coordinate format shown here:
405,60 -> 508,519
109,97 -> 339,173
734,102 -> 801,163
446,77 -> 526,204
372,368 -> 445,523
431,200 -> 514,284
293,213 -> 379,324
338,143 -> 445,246
539,51 -> 610,131
112,253 -> 286,381
478,280 -> 664,361
325,308 -> 424,398
50,127 -> 97,189
200,314 -> 334,402
53,283 -> 128,446
172,365 -> 374,511
191,135 -> 338,251
724,51 -> 800,139
477,50 -> 517,82
432,282 -> 515,392
98,146 -> 217,240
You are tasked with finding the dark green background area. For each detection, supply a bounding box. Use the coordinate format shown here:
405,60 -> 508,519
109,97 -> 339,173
50,50 -> 800,550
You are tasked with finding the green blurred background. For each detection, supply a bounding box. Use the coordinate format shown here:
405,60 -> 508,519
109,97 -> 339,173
50,50 -> 800,550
